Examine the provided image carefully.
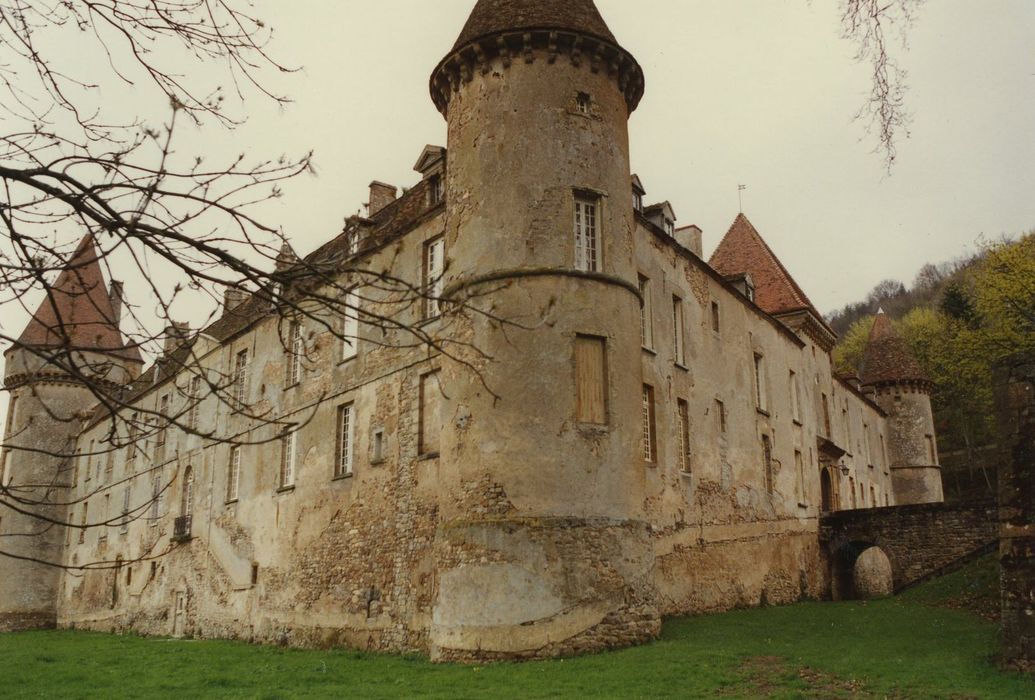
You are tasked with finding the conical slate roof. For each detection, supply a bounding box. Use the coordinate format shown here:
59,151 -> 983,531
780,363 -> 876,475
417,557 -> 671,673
709,213 -> 827,325
452,0 -> 618,51
11,234 -> 141,363
860,310 -> 928,386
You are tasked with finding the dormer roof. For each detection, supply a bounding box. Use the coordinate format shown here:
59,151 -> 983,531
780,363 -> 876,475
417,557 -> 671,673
452,0 -> 617,52
643,201 -> 676,223
631,174 -> 646,196
414,145 -> 446,176
9,234 -> 141,363
860,310 -> 930,387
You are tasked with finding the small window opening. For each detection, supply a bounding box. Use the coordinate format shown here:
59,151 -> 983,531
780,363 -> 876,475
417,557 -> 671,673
576,92 -> 591,114
251,563 -> 259,586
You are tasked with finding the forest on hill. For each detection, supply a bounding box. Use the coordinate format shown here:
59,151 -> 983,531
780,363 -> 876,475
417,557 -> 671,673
827,231 -> 1035,499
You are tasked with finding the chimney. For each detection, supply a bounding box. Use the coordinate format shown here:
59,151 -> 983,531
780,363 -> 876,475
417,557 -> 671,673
162,322 -> 191,355
367,181 -> 398,216
223,288 -> 248,314
109,280 -> 125,325
674,225 -> 703,257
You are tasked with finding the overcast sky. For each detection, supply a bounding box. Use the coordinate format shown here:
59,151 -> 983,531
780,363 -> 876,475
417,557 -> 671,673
1,1 -> 1034,429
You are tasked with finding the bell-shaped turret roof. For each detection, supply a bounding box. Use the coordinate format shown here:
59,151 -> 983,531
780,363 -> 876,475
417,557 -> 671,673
860,310 -> 929,387
9,234 -> 141,363
452,0 -> 617,51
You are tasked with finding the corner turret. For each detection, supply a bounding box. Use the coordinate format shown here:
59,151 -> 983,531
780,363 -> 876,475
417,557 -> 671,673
861,310 -> 943,504
1,234 -> 142,631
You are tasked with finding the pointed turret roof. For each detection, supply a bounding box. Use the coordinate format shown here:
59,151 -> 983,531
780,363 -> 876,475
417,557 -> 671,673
10,234 -> 141,363
452,0 -> 617,52
860,310 -> 929,387
709,214 -> 827,323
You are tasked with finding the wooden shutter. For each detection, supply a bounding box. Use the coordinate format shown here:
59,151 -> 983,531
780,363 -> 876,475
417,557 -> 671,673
575,336 -> 607,424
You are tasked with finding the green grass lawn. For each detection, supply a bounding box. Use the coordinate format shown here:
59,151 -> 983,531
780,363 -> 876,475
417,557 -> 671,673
2,557 -> 1031,699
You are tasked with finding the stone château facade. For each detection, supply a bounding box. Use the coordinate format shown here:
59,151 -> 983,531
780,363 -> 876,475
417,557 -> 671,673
0,0 -> 943,661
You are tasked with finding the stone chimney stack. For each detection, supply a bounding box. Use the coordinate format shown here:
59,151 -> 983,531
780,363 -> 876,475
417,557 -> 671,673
223,288 -> 248,314
674,225 -> 703,257
162,322 -> 191,355
109,280 -> 124,325
367,181 -> 398,216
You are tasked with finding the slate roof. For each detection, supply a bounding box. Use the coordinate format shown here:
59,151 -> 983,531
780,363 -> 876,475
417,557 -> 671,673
860,310 -> 929,386
708,213 -> 829,329
452,0 -> 617,51
10,234 -> 141,363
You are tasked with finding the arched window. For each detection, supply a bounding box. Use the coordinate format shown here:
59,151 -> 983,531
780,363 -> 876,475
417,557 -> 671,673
181,467 -> 194,517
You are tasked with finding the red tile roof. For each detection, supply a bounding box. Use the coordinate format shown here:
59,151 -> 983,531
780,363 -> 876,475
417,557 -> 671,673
11,234 -> 141,363
452,0 -> 617,51
708,213 -> 829,328
860,310 -> 929,386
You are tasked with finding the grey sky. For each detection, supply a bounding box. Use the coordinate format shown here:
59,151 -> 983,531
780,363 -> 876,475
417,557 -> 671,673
1,0 -> 1033,431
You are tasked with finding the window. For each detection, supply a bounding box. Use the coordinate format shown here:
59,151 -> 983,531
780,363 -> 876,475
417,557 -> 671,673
101,494 -> 110,540
795,450 -> 805,501
287,320 -> 303,386
127,412 -> 140,461
789,371 -> 801,423
849,477 -> 857,508
347,228 -> 361,256
638,275 -> 653,349
419,371 -> 441,456
233,349 -> 249,405
821,393 -> 831,438
371,429 -> 384,464
641,385 -> 656,463
672,296 -> 685,366
664,219 -> 675,237
336,404 -> 355,478
715,399 -> 727,433
870,485 -> 876,508
79,502 -> 88,544
863,423 -> 873,466
187,377 -> 202,431
423,236 -> 445,319
677,399 -> 691,475
120,488 -> 130,534
762,434 -> 774,495
575,91 -> 591,114
341,292 -> 359,361
753,353 -> 767,412
574,195 -> 599,272
880,434 -> 888,468
842,405 -> 851,448
429,174 -> 444,206
150,474 -> 162,522
574,335 -> 608,424
279,430 -> 296,488
227,446 -> 241,503
633,191 -> 643,212
926,435 -> 937,464
181,467 -> 194,517
104,443 -> 114,483
711,301 -> 720,333
156,394 -> 170,446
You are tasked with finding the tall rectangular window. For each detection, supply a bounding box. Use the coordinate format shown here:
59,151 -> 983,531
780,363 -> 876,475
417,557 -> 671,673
753,353 -> 767,411
429,174 -> 444,206
341,291 -> 359,361
715,399 -> 727,433
150,475 -> 162,522
336,404 -> 355,478
227,446 -> 241,503
120,487 -> 131,534
711,301 -> 720,333
641,384 -> 656,463
287,320 -> 303,386
672,296 -> 685,366
156,394 -> 170,446
419,371 -> 441,456
574,335 -> 608,424
233,349 -> 249,405
574,195 -> 599,272
926,435 -> 937,464
280,430 -> 296,488
880,434 -> 888,469
79,502 -> 88,544
789,371 -> 801,423
127,412 -> 139,461
423,236 -> 445,319
795,450 -> 805,501
638,275 -> 653,349
762,434 -> 774,495
863,423 -> 873,466
677,399 -> 691,475
821,393 -> 831,437
187,377 -> 202,431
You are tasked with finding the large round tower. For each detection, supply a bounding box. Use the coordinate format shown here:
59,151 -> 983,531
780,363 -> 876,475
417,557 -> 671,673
861,310 -> 943,504
0,234 -> 141,631
427,0 -> 656,661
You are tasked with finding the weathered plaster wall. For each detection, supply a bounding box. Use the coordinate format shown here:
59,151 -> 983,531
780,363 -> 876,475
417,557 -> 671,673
872,385 -> 943,504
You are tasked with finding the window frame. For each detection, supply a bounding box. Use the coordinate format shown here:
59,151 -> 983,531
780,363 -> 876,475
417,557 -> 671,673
638,275 -> 654,350
287,319 -> 303,387
677,399 -> 691,475
573,193 -> 600,272
335,403 -> 355,479
753,353 -> 767,413
574,334 -> 609,426
279,429 -> 297,489
672,295 -> 686,366
233,348 -> 250,406
642,384 -> 657,464
226,446 -> 241,504
423,236 -> 446,320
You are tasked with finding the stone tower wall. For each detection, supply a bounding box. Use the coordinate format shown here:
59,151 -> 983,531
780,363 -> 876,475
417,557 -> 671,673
872,384 -> 943,504
432,48 -> 659,660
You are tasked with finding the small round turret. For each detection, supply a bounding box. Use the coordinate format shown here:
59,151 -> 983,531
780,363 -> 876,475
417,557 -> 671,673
861,310 -> 943,504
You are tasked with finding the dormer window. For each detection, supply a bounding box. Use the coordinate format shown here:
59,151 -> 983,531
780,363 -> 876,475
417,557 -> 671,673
576,92 -> 591,115
664,219 -> 675,236
633,191 -> 643,212
429,174 -> 444,206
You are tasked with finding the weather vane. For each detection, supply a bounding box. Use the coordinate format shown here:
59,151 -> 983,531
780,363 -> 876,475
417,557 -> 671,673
738,184 -> 747,213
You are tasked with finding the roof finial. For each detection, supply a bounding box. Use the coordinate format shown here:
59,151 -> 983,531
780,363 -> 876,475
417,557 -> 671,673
738,184 -> 747,213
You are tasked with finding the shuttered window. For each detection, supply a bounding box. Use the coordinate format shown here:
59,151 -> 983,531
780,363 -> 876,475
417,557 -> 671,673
575,335 -> 608,424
